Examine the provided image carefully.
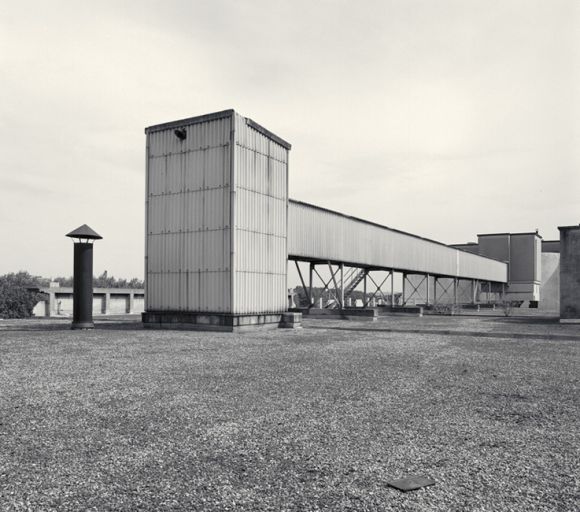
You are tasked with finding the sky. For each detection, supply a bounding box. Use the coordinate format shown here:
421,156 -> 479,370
1,0 -> 578,280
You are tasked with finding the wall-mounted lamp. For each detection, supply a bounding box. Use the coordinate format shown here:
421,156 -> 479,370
174,128 -> 187,140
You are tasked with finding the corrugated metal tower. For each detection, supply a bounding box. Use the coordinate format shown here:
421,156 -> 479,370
142,109 -> 291,331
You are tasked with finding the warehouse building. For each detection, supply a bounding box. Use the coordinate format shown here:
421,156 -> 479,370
451,232 -> 543,304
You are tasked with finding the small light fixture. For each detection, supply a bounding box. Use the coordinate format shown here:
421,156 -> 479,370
174,128 -> 187,140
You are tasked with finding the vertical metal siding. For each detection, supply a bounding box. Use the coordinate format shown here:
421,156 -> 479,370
509,234 -> 541,285
478,235 -> 510,263
288,201 -> 507,282
146,115 -> 232,312
232,113 -> 289,314
534,236 -> 541,282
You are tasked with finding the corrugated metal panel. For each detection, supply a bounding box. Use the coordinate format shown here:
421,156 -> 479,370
288,201 -> 507,283
478,234 -> 510,262
509,234 -> 537,283
232,113 -> 289,314
148,116 -> 231,157
146,114 -> 233,312
534,236 -> 541,282
456,250 -> 506,282
541,240 -> 560,253
449,243 -> 479,255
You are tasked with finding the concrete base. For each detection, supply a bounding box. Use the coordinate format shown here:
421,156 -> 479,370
279,312 -> 302,328
560,318 -> 580,324
294,308 -> 378,321
142,311 -> 301,332
460,304 -> 480,311
424,303 -> 497,312
71,321 -> 94,330
377,306 -> 423,316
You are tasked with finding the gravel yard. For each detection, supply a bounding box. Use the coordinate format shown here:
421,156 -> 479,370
0,315 -> 578,511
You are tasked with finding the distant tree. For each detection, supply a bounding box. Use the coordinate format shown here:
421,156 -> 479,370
93,271 -> 143,289
127,277 -> 144,289
0,272 -> 46,319
53,273 -> 144,289
53,276 -> 73,287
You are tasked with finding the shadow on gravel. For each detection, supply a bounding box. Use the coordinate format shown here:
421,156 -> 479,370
0,320 -> 144,332
489,316 -> 561,325
309,325 -> 580,341
0,324 -> 72,332
96,322 -> 144,331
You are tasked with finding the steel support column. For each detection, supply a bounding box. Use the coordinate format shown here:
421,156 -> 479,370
309,263 -> 314,307
402,273 -> 406,306
295,261 -> 310,307
340,263 -> 344,308
433,276 -> 438,305
328,262 -> 342,309
363,271 -> 367,307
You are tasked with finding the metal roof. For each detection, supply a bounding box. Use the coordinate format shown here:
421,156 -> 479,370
144,109 -> 292,149
66,224 -> 102,240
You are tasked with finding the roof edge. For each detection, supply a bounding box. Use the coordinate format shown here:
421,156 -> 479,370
145,109 -> 235,134
478,232 -> 542,238
244,117 -> 292,150
144,110 -> 292,150
558,224 -> 580,231
289,199 -> 508,264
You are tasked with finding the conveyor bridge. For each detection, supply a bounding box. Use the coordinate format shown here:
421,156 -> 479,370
288,200 -> 508,308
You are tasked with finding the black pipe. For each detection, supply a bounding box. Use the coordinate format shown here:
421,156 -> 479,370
72,243 -> 94,329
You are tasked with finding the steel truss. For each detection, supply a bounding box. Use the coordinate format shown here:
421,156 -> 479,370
292,259 -> 506,309
294,260 -> 396,309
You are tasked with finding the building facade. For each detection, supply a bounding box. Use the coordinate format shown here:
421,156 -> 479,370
31,283 -> 145,317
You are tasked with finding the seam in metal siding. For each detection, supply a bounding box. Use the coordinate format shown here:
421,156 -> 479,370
288,201 -> 507,282
145,132 -> 150,310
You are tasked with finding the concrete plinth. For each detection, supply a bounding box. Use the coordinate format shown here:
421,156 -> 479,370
279,312 -> 302,328
295,308 -> 378,321
377,306 -> 423,316
142,311 -> 301,331
460,304 -> 481,311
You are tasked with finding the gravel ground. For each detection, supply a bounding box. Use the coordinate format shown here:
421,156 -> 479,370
0,315 -> 578,511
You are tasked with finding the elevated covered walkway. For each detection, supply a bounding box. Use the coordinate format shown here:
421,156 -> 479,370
288,200 -> 507,309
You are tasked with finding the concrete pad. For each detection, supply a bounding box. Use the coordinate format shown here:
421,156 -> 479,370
387,476 -> 436,492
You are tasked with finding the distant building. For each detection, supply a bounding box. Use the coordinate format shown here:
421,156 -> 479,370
450,233 -> 564,312
29,283 -> 145,317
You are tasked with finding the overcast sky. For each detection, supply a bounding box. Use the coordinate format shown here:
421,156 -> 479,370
1,0 -> 578,279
